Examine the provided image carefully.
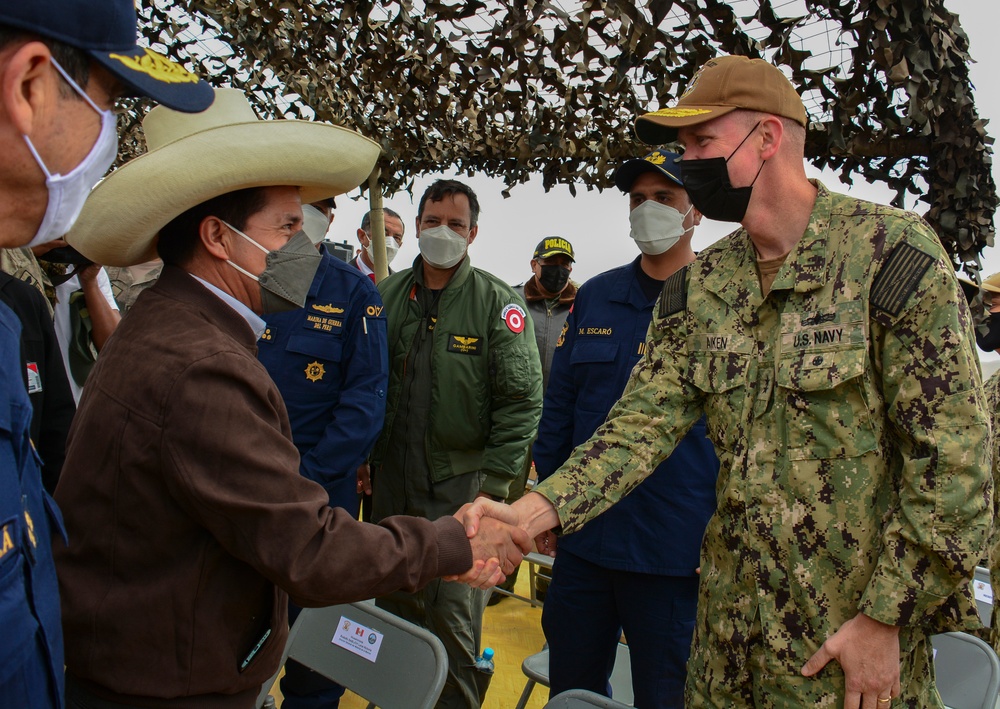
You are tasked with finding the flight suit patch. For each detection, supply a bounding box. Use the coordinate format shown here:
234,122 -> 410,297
448,335 -> 483,355
871,243 -> 934,317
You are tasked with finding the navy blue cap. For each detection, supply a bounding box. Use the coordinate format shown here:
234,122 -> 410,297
613,150 -> 684,192
0,0 -> 214,113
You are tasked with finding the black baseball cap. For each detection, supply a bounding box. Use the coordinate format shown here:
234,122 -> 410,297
613,150 -> 684,193
0,0 -> 214,113
533,237 -> 575,261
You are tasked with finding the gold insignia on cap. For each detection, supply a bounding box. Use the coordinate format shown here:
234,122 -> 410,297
108,48 -> 199,85
305,361 -> 326,382
648,107 -> 713,118
647,152 -> 667,165
312,304 -> 345,314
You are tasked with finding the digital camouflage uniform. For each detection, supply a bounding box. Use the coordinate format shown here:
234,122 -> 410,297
986,369 -> 1000,652
534,182 -> 992,708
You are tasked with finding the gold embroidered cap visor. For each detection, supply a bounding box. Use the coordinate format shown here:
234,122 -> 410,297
0,0 -> 213,113
634,55 -> 808,145
66,88 -> 382,266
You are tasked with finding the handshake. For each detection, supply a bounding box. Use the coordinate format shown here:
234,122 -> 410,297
446,495 -> 559,589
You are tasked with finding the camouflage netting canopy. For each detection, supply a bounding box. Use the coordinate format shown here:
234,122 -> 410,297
129,0 -> 996,270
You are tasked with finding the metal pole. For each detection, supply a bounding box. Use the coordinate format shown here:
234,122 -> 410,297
367,167 -> 388,283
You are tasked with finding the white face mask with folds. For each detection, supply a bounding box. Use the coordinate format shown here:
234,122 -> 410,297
628,200 -> 693,255
418,225 -> 468,268
366,235 -> 400,266
24,57 -> 119,247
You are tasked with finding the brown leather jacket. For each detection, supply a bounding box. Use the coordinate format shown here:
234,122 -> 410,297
54,267 -> 471,708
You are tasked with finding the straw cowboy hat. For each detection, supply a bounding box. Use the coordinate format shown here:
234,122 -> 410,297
67,88 -> 381,266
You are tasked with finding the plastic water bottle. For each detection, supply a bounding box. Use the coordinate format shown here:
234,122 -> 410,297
474,647 -> 495,701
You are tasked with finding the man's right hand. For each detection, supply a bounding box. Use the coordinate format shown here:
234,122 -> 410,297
447,514 -> 531,589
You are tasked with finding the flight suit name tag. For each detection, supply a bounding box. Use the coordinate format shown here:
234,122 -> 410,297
448,335 -> 482,355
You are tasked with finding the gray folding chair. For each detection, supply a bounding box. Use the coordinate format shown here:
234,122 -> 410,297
543,688 -> 631,708
974,566 -> 994,628
514,642 -> 634,709
932,631 -> 1000,709
490,551 -> 554,607
257,601 -> 447,709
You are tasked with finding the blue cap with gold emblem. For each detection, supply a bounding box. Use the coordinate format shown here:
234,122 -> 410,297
613,150 -> 683,193
0,0 -> 214,113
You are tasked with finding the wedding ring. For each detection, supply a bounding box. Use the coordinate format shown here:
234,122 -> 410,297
877,698 -> 891,704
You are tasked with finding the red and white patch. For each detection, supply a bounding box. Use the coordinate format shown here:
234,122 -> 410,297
501,303 -> 526,333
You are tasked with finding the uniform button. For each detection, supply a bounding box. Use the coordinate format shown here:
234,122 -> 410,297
812,355 -> 823,366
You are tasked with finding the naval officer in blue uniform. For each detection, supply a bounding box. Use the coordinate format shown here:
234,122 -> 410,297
534,151 -> 719,709
257,204 -> 388,709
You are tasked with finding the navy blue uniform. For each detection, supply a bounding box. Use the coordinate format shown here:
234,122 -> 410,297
0,300 -> 66,709
535,257 -> 718,709
257,249 -> 388,709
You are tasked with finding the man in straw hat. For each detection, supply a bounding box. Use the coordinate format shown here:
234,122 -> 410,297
462,54 -> 990,708
53,88 -> 529,708
0,1 -> 213,706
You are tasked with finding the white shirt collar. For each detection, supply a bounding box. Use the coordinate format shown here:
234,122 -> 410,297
190,274 -> 267,340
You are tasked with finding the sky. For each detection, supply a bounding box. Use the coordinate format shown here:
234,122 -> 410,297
321,0 -> 999,361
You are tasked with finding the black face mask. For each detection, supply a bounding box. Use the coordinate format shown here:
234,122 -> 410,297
976,312 -> 1000,352
680,122 -> 765,223
538,265 -> 570,294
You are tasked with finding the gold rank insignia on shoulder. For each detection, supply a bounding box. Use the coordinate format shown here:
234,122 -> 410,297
312,303 -> 345,314
448,335 -> 483,355
0,521 -> 15,561
871,242 -> 935,317
305,361 -> 326,382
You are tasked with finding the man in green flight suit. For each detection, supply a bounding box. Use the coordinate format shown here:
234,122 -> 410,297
461,55 -> 991,709
370,179 -> 543,709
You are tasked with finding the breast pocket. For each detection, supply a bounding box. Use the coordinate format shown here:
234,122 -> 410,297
284,334 -> 343,394
569,339 -> 621,413
688,351 -> 748,453
776,343 -> 877,460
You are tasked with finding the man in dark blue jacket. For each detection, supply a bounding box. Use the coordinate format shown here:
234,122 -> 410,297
534,151 -> 719,709
257,204 -> 389,709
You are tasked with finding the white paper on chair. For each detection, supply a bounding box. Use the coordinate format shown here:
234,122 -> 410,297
974,578 -> 994,605
331,615 -> 384,663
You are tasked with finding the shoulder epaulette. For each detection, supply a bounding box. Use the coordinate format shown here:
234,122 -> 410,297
658,265 -> 689,319
871,242 -> 935,317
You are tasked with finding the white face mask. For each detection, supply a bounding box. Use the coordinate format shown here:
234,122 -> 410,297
628,200 -> 693,256
366,235 -> 400,266
418,225 -> 468,269
301,204 -> 331,245
24,57 -> 119,248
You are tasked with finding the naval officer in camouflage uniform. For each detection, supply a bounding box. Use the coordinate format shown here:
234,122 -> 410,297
461,55 -> 991,708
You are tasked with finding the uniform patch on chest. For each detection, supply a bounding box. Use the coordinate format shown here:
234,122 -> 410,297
871,243 -> 935,317
448,335 -> 483,355
305,361 -> 326,382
